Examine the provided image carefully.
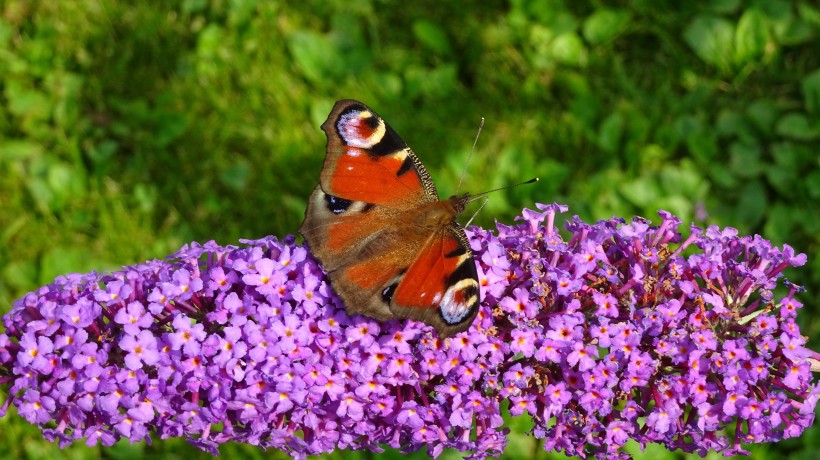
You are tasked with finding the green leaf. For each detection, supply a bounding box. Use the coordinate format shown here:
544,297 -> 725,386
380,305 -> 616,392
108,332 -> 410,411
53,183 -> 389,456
734,8 -> 772,66
133,183 -> 158,214
22,157 -> 86,215
736,180 -> 767,226
766,164 -> 795,199
0,17 -> 13,47
582,8 -> 632,45
709,163 -> 739,188
775,113 -> 820,140
86,139 -> 119,166
6,83 -> 51,120
767,0 -> 814,46
706,0 -> 741,14
2,260 -> 37,293
181,0 -> 207,13
46,161 -> 87,211
801,68 -> 820,115
287,31 -> 343,85
25,176 -> 54,216
219,160 -> 250,191
715,110 -> 744,138
227,0 -> 262,27
636,144 -> 668,168
762,203 -> 796,245
771,142 -> 800,171
154,113 -> 189,147
684,15 -> 735,72
1,215 -> 26,245
768,142 -> 801,197
759,0 -> 792,20
745,99 -> 780,136
404,64 -> 457,98
728,141 -> 763,179
50,72 -> 84,129
39,247 -> 103,286
659,160 -> 706,197
412,20 -> 452,55
619,175 -> 660,208
806,170 -> 820,200
597,112 -> 624,154
672,114 -> 701,142
686,131 -> 718,163
568,87 -> 599,129
195,23 -> 225,59
715,108 -> 756,144
799,1 -> 820,26
0,140 -> 43,162
549,32 -> 587,67
371,71 -> 403,99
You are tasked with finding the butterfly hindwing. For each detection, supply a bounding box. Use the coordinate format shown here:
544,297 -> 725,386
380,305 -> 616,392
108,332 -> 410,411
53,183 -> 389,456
301,185 -> 385,270
387,225 -> 480,337
300,99 -> 480,338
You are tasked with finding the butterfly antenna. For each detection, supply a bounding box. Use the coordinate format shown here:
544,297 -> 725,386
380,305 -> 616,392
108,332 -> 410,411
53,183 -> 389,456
468,177 -> 539,203
456,117 -> 485,194
465,196 -> 489,227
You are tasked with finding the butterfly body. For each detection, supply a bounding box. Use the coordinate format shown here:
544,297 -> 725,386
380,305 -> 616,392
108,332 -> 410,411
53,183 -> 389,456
299,100 -> 480,337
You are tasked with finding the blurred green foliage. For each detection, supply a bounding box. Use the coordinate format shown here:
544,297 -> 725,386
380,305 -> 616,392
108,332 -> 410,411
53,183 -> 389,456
1,0 -> 818,458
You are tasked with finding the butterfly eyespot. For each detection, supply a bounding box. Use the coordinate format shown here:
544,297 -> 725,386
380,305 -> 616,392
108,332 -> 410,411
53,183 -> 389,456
338,108 -> 386,149
381,283 -> 397,304
324,193 -> 353,215
359,111 -> 379,126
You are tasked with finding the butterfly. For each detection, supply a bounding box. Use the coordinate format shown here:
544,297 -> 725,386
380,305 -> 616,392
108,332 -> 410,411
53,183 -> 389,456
299,100 -> 480,338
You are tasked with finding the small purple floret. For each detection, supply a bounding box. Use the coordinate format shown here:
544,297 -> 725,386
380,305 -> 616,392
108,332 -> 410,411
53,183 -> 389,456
0,205 -> 817,459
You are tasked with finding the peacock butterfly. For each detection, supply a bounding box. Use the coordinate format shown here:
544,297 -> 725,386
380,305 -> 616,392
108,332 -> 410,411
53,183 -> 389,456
299,100 -> 480,338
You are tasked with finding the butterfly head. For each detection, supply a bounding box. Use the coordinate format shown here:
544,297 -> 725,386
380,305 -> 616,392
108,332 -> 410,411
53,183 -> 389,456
447,193 -> 471,216
414,194 -> 471,231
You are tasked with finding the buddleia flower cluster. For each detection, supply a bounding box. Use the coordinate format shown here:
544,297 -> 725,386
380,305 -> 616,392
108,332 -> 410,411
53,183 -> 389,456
0,204 -> 817,459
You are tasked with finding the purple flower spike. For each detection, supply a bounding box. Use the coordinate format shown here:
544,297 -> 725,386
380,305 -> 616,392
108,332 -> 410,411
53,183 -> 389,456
0,207 -> 816,459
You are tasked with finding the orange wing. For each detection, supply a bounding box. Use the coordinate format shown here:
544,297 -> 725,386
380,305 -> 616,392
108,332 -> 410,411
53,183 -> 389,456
330,222 -> 479,338
300,100 -> 479,338
388,226 -> 480,337
319,100 -> 438,208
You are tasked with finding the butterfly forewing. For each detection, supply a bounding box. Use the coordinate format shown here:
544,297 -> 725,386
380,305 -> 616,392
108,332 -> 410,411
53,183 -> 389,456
300,100 -> 480,338
319,100 -> 437,207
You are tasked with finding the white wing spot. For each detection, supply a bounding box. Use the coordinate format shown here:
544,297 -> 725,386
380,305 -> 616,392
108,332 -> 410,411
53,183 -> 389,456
439,279 -> 476,324
338,110 -> 386,149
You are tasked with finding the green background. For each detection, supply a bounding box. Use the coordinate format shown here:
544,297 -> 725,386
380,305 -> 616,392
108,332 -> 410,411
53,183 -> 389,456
1,0 -> 819,458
